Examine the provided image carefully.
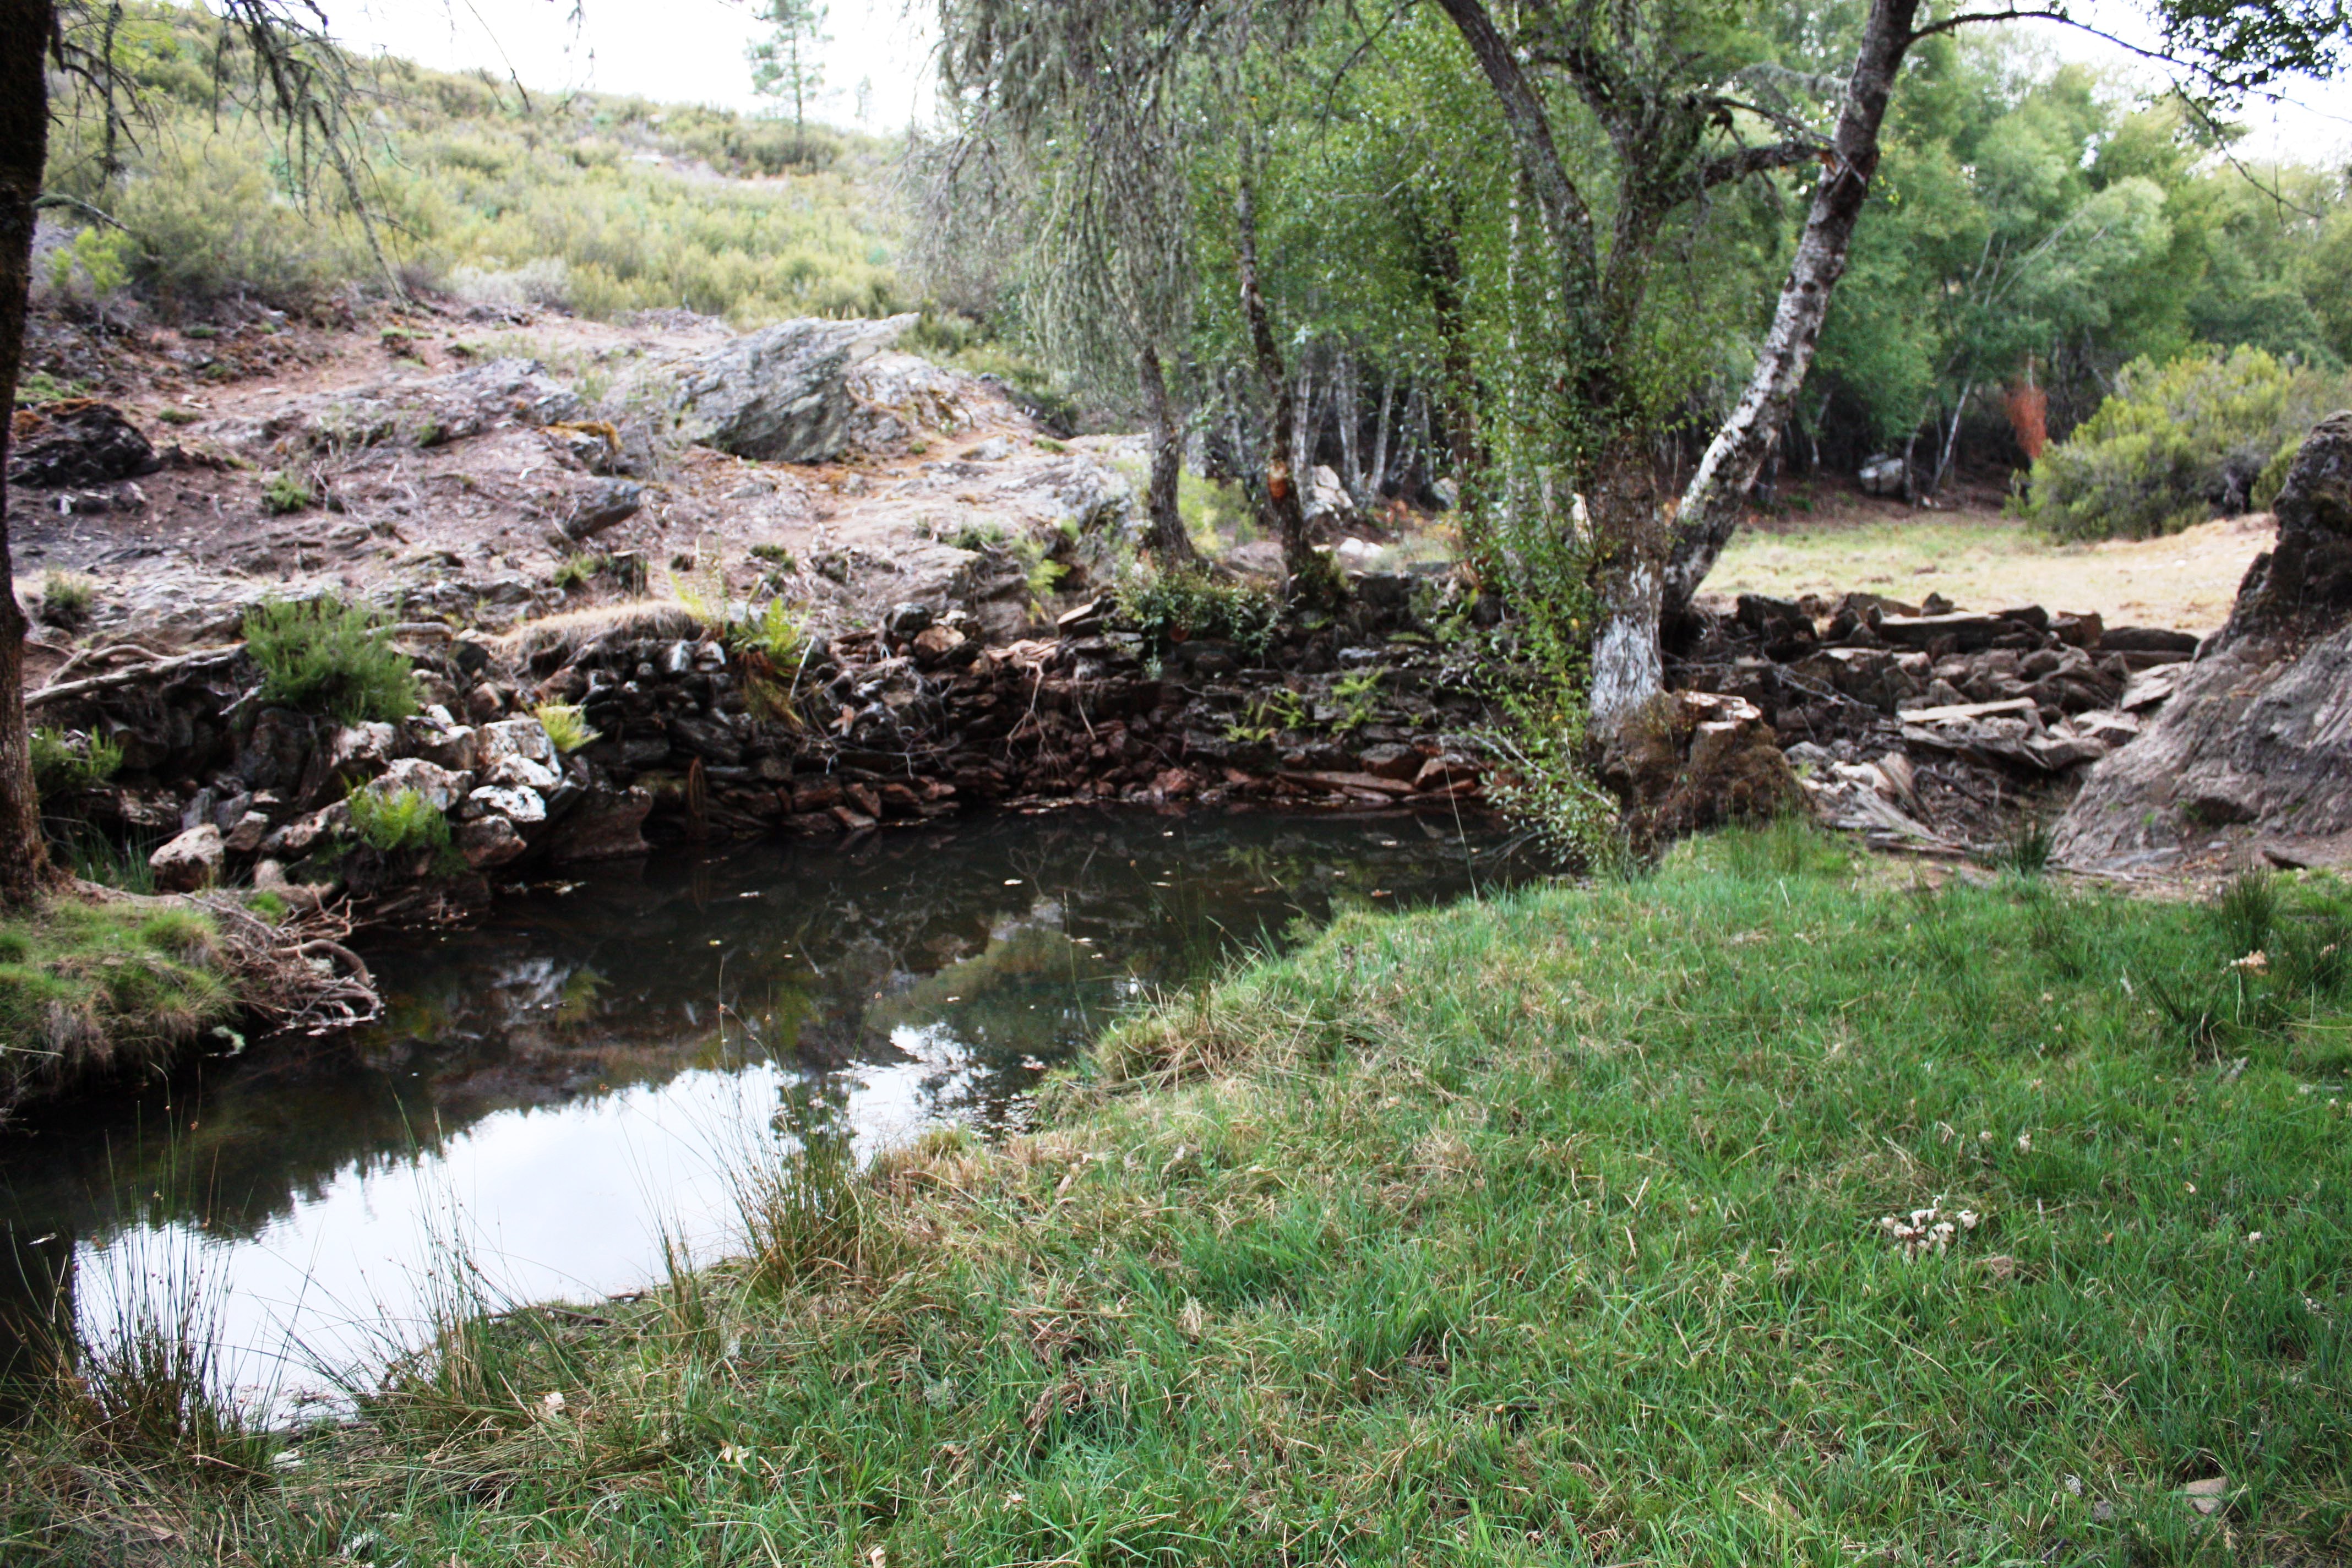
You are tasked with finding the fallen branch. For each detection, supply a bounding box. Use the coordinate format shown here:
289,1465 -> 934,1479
27,646 -> 243,709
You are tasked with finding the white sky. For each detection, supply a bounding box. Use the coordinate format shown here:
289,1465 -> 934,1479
321,2 -> 2348,162
335,0 -> 938,128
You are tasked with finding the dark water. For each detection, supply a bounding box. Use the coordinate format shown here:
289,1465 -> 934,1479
0,809 -> 1553,1398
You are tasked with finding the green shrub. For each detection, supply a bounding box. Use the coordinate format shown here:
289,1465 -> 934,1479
261,471 -> 314,514
242,596 -> 418,723
30,727 -> 123,800
2020,346 -> 2349,540
345,783 -> 451,856
1112,567 -> 1283,659
551,553 -> 604,592
534,703 -> 600,754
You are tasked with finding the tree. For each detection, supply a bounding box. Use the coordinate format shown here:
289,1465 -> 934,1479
1,0 -> 369,907
748,0 -> 827,135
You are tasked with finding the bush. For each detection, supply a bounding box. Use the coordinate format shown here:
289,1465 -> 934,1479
1111,567 -> 1282,659
242,596 -> 418,723
2020,346 -> 2350,540
30,728 -> 124,801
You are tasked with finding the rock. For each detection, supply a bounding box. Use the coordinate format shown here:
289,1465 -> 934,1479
911,623 -> 973,666
1874,612 -> 2008,652
2099,625 -> 2201,658
329,722 -> 399,780
462,784 -> 547,825
1358,743 -> 1422,782
263,803 -> 347,858
456,814 -> 529,870
223,812 -> 271,855
1736,594 -> 1815,655
665,315 -> 914,462
149,824 -> 225,892
7,401 -> 162,488
885,601 -> 934,639
375,757 -> 475,813
403,708 -> 481,772
238,708 -> 318,792
547,785 -> 652,863
2058,413 -> 2352,867
564,478 -> 645,540
1303,465 -> 1360,527
1858,454 -> 1906,496
477,717 -> 560,789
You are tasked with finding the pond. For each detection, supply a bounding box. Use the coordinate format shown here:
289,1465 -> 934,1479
0,808 -> 1556,1403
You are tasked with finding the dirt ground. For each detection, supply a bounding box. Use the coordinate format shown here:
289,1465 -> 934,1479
1707,498 -> 2272,633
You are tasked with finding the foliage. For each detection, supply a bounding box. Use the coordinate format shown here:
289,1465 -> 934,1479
344,784 -> 452,857
1110,567 -> 1281,659
0,899 -> 229,1110
29,728 -> 123,801
17,856 -> 2352,1560
1326,667 -> 1385,734
242,596 -> 418,724
551,553 -> 604,592
2019,346 -> 2347,539
534,704 -> 601,756
37,3 -> 903,325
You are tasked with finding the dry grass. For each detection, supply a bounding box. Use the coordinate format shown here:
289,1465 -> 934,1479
491,600 -> 705,671
1708,507 -> 2273,631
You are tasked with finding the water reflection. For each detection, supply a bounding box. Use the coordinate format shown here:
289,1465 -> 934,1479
0,809 -> 1551,1392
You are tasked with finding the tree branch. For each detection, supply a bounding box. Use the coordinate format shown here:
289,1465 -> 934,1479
1697,138 -> 1829,189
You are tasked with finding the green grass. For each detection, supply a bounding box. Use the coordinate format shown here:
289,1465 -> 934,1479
10,840 -> 2352,1564
0,899 -> 230,1112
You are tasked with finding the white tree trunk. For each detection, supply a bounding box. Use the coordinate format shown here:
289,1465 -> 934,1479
1662,0 -> 1925,619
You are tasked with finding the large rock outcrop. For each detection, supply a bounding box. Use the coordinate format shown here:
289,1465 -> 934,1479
665,315 -> 915,462
2056,412 -> 2352,869
7,400 -> 161,487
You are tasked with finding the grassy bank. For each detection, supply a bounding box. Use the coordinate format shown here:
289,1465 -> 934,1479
8,832 -> 2352,1564
0,898 -> 231,1113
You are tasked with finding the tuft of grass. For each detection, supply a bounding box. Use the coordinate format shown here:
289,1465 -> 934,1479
1988,816 -> 2056,877
12,846 -> 2352,1565
38,570 -> 95,628
533,703 -> 600,755
242,596 -> 418,724
0,897 -> 230,1110
551,552 -> 605,592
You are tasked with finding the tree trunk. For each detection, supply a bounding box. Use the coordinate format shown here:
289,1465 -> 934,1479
1233,171 -> 1326,592
1368,373 -> 1396,508
0,0 -> 57,907
1932,380 -> 1970,497
1137,344 -> 1199,568
1661,0 -> 1924,620
1585,435 -> 1671,726
1336,347 -> 1363,504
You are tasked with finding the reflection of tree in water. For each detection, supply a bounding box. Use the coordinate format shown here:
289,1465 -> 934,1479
0,812 -> 1550,1251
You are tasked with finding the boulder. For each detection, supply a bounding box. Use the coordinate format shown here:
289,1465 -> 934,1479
1858,454 -> 1906,496
2057,411 -> 2352,868
403,708 -> 481,772
477,717 -> 561,790
665,315 -> 915,462
148,824 -> 224,892
462,785 -> 547,826
563,478 -> 645,540
456,814 -> 529,870
375,757 -> 475,813
7,401 -> 161,488
547,785 -> 652,863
